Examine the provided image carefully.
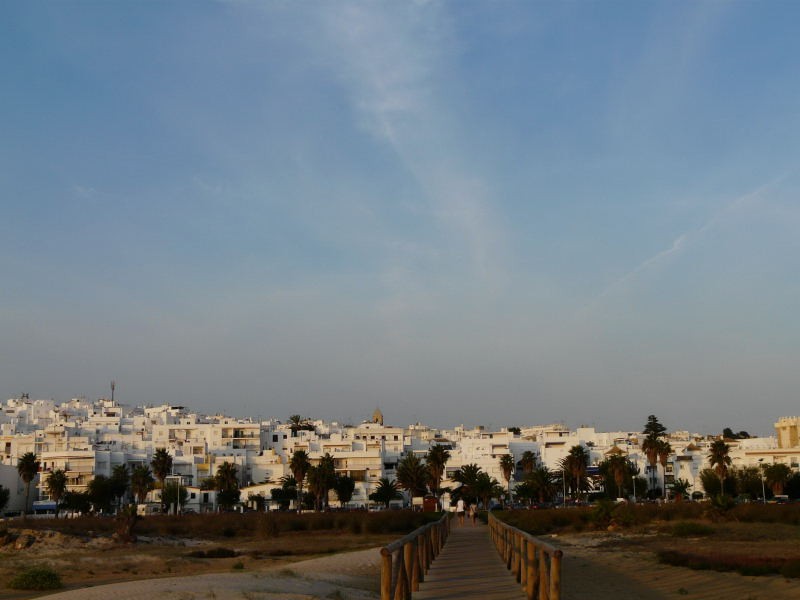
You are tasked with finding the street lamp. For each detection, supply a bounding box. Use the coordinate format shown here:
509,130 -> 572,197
758,459 -> 766,504
632,475 -> 636,503
562,466 -> 567,508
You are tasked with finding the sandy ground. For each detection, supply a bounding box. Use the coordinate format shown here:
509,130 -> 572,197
14,529 -> 800,600
556,533 -> 800,600
40,547 -> 383,600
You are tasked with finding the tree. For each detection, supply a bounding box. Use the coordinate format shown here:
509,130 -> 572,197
248,493 -> 267,512
271,476 -> 297,511
425,445 -> 451,501
333,474 -> 356,508
0,485 -> 10,515
507,427 -> 521,435
764,463 -> 792,496
289,450 -> 310,512
527,466 -> 557,504
61,490 -> 91,514
215,461 -> 241,510
396,453 -> 429,502
288,415 -> 314,436
599,454 -> 633,499
150,448 -> 173,511
369,478 -> 402,508
520,451 -> 537,475
672,478 -> 691,502
130,465 -> 154,504
734,466 -> 763,500
162,481 -> 188,511
316,453 -> 336,510
498,454 -> 514,506
642,415 -> 667,494
17,452 -> 40,519
707,440 -> 732,493
656,439 -> 672,498
46,469 -> 68,518
109,464 -> 130,508
450,464 -> 483,504
643,415 -> 667,438
473,472 -> 503,510
87,475 -> 115,513
560,445 -> 590,499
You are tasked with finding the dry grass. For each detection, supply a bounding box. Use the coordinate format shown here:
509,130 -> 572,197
0,511 -> 437,599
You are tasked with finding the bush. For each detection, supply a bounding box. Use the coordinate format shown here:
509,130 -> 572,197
187,547 -> 238,558
671,521 -> 715,537
780,560 -> 800,579
9,567 -> 63,590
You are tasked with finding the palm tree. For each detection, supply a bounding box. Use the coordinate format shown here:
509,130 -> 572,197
316,453 -> 336,510
46,469 -> 68,518
672,478 -> 691,502
425,445 -> 451,501
396,453 -> 429,504
641,436 -> 660,494
764,463 -> 792,496
216,461 -> 240,509
150,448 -> 173,512
707,439 -> 731,493
656,439 -> 672,498
520,451 -> 537,475
498,454 -> 514,506
369,478 -> 402,508
526,466 -> 557,504
17,452 -> 39,519
451,463 -> 482,504
110,464 -> 130,508
599,454 -> 630,499
289,450 -> 310,512
473,472 -> 503,510
560,445 -> 589,499
130,465 -> 155,504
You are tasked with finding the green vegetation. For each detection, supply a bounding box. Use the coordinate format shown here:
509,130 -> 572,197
9,567 -> 63,590
17,509 -> 440,539
658,549 -> 800,578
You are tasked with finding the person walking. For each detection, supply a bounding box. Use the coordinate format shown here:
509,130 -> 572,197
456,498 -> 465,526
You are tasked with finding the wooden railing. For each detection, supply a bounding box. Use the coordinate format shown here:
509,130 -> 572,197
380,512 -> 450,600
488,512 -> 563,600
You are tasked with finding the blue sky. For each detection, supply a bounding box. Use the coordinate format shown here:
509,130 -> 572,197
2,1 -> 799,435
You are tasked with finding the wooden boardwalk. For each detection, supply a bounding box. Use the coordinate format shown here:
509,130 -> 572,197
416,522 -> 526,600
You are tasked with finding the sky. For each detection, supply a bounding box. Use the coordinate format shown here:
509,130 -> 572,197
2,2 -> 800,436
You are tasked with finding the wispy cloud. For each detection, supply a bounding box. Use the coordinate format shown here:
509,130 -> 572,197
316,3 -> 507,293
597,174 -> 789,301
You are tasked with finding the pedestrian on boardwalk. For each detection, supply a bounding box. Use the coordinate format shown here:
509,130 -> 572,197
469,502 -> 477,526
456,498 -> 465,526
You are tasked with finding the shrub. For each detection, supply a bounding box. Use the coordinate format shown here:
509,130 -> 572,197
9,567 -> 63,590
671,521 -> 715,537
188,547 -> 238,558
780,560 -> 800,579
232,561 -> 244,570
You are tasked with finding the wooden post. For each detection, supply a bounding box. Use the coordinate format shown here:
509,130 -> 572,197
520,533 -> 527,589
405,540 -> 415,598
526,541 -> 537,600
539,550 -> 548,600
550,550 -> 563,600
380,549 -> 392,600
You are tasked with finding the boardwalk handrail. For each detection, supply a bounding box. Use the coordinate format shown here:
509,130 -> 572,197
380,512 -> 451,600
488,512 -> 563,600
